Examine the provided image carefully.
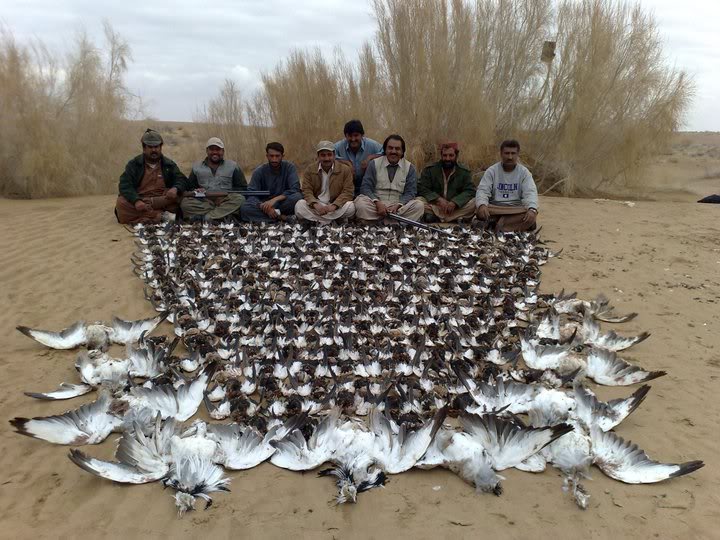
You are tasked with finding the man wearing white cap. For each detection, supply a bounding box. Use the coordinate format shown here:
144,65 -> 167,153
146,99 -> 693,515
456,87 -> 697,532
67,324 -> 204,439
179,137 -> 247,222
295,141 -> 356,224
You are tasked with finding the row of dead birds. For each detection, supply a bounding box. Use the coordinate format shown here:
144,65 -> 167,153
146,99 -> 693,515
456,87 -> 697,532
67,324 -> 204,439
10,221 -> 703,515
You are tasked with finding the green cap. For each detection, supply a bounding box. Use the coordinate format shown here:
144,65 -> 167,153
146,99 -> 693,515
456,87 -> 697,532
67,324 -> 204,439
141,129 -> 163,146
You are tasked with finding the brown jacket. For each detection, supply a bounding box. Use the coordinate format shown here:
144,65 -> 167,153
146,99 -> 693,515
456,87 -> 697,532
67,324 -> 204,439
301,161 -> 354,208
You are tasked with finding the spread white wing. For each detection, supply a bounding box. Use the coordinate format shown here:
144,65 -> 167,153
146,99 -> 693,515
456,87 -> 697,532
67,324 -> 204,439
16,321 -> 87,349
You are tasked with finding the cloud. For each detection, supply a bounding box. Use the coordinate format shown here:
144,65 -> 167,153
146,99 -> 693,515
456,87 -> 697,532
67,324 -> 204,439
2,0 -> 718,129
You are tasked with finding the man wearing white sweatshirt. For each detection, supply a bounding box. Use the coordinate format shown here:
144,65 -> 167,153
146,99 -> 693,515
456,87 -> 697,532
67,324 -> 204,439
475,140 -> 539,232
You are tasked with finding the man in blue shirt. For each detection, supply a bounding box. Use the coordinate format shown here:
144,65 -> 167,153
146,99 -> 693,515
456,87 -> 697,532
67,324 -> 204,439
240,142 -> 302,222
334,119 -> 383,195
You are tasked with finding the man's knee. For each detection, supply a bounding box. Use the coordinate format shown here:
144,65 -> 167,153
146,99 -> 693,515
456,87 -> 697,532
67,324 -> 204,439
400,199 -> 424,220
354,195 -> 376,220
278,193 -> 303,214
342,201 -> 356,218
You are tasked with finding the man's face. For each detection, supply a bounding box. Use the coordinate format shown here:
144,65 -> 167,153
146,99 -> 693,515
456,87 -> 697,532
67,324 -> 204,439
441,147 -> 458,169
206,145 -> 224,164
385,139 -> 403,165
345,132 -> 363,151
266,149 -> 283,169
143,144 -> 162,162
501,147 -> 519,168
318,150 -> 335,170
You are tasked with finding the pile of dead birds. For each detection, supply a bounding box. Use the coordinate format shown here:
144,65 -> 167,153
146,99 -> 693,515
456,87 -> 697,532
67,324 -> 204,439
11,221 -> 703,515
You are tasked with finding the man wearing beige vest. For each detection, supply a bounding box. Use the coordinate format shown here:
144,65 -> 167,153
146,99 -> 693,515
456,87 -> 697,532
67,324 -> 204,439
354,134 -> 424,223
295,141 -> 356,224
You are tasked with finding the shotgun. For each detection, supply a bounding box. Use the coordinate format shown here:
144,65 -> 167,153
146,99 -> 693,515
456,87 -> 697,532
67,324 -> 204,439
387,212 -> 457,238
190,190 -> 270,198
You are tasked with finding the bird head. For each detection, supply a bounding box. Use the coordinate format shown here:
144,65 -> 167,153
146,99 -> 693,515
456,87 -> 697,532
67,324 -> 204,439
174,492 -> 196,516
339,482 -> 358,504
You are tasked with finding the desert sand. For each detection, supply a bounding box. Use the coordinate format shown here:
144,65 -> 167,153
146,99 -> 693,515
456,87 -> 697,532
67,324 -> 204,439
0,186 -> 718,538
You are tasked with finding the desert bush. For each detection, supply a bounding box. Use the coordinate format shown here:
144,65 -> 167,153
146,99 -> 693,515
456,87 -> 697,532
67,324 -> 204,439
525,0 -> 694,194
216,0 -> 692,196
0,22 -> 137,198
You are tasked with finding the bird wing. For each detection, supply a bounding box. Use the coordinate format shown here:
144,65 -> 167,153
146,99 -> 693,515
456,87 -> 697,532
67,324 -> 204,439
10,394 -> 121,445
16,321 -> 87,349
574,381 -> 650,431
270,429 -> 333,470
174,362 -> 217,421
585,348 -> 665,386
378,407 -> 448,474
415,427 -> 454,469
69,448 -> 167,484
110,312 -> 168,345
593,330 -> 651,352
536,311 -> 560,340
127,385 -> 179,420
591,428 -> 704,484
68,426 -> 168,483
487,379 -> 538,415
585,295 -> 637,323
209,424 -> 275,470
127,344 -> 164,379
460,413 -> 573,471
24,383 -> 94,401
521,339 -> 569,371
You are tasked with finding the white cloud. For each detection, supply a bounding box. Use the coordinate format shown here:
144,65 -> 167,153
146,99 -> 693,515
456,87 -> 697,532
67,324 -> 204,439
2,0 -> 718,129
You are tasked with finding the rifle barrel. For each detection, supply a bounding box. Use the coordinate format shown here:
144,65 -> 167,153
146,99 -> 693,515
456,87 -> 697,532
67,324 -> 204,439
387,212 -> 457,238
192,190 -> 271,197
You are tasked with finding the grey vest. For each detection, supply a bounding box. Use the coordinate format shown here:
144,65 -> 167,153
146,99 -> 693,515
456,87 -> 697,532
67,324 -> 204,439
191,159 -> 238,191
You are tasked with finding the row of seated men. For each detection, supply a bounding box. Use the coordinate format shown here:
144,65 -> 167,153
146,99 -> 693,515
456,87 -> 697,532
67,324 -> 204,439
115,120 -> 539,232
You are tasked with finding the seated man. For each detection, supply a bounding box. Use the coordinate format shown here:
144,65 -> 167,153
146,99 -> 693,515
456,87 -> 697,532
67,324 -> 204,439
295,141 -> 356,224
240,142 -> 302,223
179,137 -> 247,222
334,119 -> 383,195
417,142 -> 476,223
115,129 -> 185,224
354,134 -> 424,223
475,139 -> 539,232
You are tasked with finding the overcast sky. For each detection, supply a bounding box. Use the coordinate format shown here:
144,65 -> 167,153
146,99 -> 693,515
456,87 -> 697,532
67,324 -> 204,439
3,0 -> 718,130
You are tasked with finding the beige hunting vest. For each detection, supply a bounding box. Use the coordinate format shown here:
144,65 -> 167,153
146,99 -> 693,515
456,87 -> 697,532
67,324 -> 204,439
373,156 -> 410,204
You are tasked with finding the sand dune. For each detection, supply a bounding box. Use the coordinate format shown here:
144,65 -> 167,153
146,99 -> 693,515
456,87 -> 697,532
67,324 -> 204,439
0,195 -> 718,539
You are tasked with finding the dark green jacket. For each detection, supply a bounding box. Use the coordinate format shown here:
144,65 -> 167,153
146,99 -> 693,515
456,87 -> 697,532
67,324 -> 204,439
418,161 -> 476,208
118,155 -> 187,204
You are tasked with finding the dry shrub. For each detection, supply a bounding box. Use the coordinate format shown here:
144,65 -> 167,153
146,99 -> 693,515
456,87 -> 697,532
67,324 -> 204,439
214,0 -> 692,196
526,0 -> 694,194
194,80 -> 275,172
0,22 -> 137,198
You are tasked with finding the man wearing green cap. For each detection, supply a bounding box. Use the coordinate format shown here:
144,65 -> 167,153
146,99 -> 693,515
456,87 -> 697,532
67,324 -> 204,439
115,129 -> 186,224
177,137 -> 247,222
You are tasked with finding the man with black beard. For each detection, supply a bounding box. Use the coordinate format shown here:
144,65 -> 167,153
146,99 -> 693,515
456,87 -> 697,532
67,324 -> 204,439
475,139 -> 539,232
240,141 -> 302,222
417,142 -> 477,223
179,137 -> 247,222
115,129 -> 185,224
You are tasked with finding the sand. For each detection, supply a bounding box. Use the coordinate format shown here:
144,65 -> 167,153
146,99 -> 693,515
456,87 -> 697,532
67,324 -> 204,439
0,194 -> 718,539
